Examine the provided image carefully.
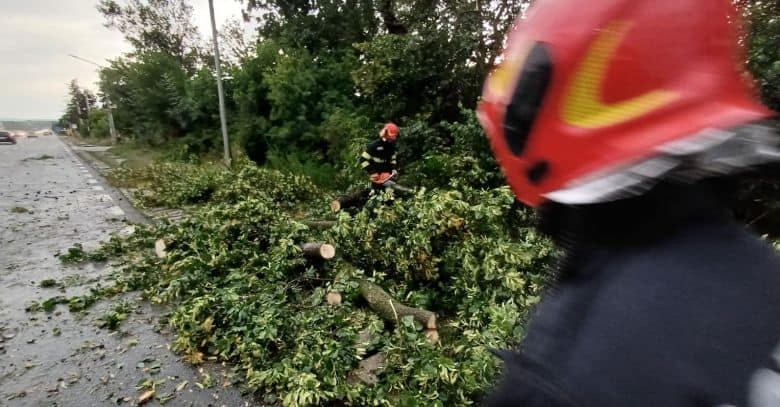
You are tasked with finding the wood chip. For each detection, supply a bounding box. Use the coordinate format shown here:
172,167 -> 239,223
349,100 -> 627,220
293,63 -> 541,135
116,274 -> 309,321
138,390 -> 155,404
175,380 -> 188,392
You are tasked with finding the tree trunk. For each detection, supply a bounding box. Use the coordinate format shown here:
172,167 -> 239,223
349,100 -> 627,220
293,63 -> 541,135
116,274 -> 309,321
359,280 -> 436,329
299,243 -> 336,260
378,0 -> 408,34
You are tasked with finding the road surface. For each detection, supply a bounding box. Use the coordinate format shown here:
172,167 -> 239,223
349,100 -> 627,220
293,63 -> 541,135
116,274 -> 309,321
0,136 -> 253,406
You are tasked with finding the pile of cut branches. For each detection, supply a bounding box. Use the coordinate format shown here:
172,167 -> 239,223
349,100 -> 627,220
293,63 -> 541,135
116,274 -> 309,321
77,161 -> 555,406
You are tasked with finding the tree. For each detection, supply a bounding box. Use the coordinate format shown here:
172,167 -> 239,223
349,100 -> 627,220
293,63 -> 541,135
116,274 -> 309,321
61,80 -> 97,129
739,0 -> 780,111
231,41 -> 282,164
241,0 -> 378,52
97,0 -> 202,71
86,109 -> 111,139
353,0 -> 530,123
218,19 -> 258,65
99,52 -> 189,142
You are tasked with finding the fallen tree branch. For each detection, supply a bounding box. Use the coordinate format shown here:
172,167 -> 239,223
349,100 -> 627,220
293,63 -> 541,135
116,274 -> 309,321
359,280 -> 436,329
382,180 -> 414,195
304,220 -> 337,229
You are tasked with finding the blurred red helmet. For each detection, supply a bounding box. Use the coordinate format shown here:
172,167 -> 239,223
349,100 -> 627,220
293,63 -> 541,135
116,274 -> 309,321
478,0 -> 773,207
382,122 -> 400,140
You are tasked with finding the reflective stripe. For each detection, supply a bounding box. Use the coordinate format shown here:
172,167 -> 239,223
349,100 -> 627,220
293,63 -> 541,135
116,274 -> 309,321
363,151 -> 387,163
360,161 -> 370,168
391,160 -> 397,165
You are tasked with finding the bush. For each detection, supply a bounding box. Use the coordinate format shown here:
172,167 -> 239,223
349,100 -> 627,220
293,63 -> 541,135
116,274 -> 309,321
86,109 -> 111,139
266,150 -> 343,191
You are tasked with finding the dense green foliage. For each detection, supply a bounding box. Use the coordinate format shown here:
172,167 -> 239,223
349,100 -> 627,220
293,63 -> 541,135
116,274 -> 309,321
78,161 -> 554,405
742,0 -> 780,111
71,0 -> 777,211
66,0 -> 777,162
86,0 -> 530,173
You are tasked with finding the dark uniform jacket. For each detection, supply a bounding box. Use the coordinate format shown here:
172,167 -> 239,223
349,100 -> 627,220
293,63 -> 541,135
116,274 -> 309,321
361,139 -> 397,175
484,182 -> 780,407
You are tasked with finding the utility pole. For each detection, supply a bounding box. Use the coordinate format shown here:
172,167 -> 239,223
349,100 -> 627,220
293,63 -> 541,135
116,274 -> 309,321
208,0 -> 231,167
75,103 -> 84,136
69,54 -> 118,145
106,102 -> 117,145
82,91 -> 91,134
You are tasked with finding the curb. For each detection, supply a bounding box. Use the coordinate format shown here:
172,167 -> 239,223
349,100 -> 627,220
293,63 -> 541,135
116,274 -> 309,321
58,136 -> 151,226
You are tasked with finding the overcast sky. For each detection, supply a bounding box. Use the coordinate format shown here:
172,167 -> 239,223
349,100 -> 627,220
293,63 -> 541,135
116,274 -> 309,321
0,0 -> 244,120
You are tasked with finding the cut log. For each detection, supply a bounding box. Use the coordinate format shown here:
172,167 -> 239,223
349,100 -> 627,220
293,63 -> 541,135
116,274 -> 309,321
299,243 -> 336,260
331,189 -> 370,213
154,239 -> 167,258
326,291 -> 342,305
304,220 -> 337,229
358,280 -> 436,329
424,328 -> 440,344
347,352 -> 386,385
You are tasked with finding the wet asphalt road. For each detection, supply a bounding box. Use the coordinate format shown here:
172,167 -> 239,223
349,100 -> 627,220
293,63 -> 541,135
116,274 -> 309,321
0,136 -> 254,406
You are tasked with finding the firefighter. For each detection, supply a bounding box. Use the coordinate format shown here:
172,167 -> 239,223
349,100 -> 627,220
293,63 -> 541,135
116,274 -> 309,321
478,0 -> 780,405
361,122 -> 400,190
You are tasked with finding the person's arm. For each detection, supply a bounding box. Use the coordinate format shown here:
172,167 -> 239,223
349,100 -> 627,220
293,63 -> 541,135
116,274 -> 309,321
361,150 -> 375,174
361,140 -> 378,175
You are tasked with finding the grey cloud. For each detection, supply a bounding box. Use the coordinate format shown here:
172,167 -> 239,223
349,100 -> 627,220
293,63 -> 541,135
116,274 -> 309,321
0,0 -> 242,120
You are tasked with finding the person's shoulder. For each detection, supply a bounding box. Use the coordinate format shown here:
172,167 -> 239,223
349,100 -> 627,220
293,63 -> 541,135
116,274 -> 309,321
601,221 -> 780,308
660,222 -> 780,271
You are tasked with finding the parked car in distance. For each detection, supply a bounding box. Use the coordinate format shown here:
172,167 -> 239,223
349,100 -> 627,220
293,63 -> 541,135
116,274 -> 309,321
0,131 -> 17,144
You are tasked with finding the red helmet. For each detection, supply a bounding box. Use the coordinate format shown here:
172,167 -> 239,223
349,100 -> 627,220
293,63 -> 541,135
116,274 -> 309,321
381,122 -> 400,141
478,0 -> 774,207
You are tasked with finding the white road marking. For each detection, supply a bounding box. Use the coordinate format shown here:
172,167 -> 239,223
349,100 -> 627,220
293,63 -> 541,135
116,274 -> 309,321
92,186 -> 104,191
87,179 -> 98,184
